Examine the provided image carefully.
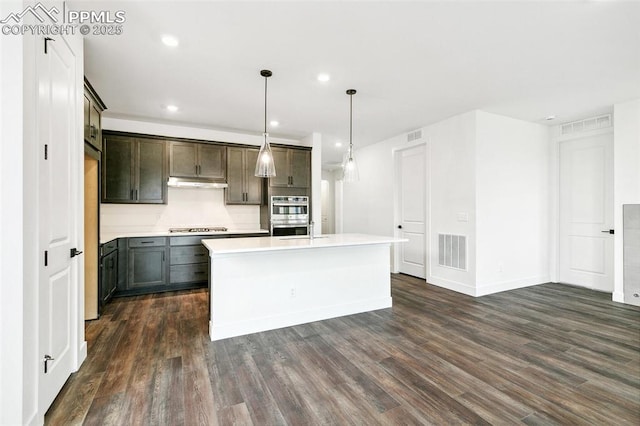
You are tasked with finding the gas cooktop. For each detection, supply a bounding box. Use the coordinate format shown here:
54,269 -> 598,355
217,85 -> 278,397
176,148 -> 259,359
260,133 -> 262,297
168,227 -> 228,233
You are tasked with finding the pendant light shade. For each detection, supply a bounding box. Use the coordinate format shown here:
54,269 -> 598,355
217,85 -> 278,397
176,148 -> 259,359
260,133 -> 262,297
255,69 -> 276,177
342,89 -> 359,182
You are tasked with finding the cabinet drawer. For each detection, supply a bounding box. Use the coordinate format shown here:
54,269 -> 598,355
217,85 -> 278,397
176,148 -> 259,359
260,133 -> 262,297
170,235 -> 206,246
170,263 -> 208,284
128,237 -> 166,248
102,239 -> 118,255
170,245 -> 208,265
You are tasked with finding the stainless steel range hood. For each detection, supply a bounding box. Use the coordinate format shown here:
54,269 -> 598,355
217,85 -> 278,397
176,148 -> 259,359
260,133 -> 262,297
167,177 -> 228,189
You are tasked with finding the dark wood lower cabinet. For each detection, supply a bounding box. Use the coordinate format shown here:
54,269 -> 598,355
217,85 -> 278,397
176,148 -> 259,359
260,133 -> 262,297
112,233 -> 266,297
100,249 -> 117,306
127,247 -> 167,289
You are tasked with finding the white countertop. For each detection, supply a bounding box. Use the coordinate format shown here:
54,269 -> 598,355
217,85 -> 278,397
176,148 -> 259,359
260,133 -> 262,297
101,229 -> 268,244
202,233 -> 406,255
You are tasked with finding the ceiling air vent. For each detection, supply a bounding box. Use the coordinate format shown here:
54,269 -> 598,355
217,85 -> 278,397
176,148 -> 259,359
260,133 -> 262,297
561,114 -> 612,135
407,129 -> 422,142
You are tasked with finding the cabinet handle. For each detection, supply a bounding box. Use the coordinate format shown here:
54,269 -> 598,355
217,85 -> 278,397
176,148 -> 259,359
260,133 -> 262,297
90,125 -> 97,139
195,253 -> 205,257
130,189 -> 134,200
195,164 -> 198,175
135,189 -> 138,200
140,241 -> 153,244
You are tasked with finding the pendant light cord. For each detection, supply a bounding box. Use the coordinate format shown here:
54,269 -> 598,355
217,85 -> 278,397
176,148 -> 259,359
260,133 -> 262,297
349,93 -> 353,155
264,75 -> 268,134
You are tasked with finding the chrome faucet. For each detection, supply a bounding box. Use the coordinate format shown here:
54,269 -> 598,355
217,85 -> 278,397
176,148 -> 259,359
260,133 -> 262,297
309,221 -> 315,240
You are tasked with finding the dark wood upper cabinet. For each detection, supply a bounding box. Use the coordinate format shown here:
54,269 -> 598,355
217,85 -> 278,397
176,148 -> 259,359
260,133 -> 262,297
226,147 -> 262,205
137,139 -> 167,203
102,135 -> 133,202
270,147 -> 311,189
102,133 -> 167,204
83,78 -> 106,151
169,141 -> 226,181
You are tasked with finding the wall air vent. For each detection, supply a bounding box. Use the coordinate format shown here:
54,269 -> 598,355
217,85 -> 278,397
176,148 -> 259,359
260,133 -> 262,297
407,129 -> 423,142
438,234 -> 467,270
561,114 -> 612,135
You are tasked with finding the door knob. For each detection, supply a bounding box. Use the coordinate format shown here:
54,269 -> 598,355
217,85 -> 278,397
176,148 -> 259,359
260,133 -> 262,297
601,229 -> 615,234
397,225 -> 402,229
44,354 -> 55,373
70,248 -> 83,258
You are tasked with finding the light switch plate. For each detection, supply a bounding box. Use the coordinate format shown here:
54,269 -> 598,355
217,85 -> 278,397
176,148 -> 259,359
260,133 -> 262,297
456,212 -> 469,222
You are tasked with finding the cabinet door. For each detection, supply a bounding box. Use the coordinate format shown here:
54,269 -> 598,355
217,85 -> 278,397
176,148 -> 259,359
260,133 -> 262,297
128,247 -> 167,289
226,147 -> 246,204
100,250 -> 117,304
270,147 -> 290,187
88,103 -> 102,151
245,148 -> 262,204
83,94 -> 91,143
102,136 -> 134,202
290,150 -> 310,188
198,144 -> 226,180
136,139 -> 167,204
169,142 -> 198,178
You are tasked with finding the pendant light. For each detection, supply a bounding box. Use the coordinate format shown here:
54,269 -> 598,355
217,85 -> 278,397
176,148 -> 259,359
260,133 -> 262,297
255,69 -> 276,177
342,89 -> 359,182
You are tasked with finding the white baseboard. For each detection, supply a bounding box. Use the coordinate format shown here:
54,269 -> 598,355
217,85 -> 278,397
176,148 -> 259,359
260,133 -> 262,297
427,276 -> 476,296
476,275 -> 549,297
210,297 -> 392,341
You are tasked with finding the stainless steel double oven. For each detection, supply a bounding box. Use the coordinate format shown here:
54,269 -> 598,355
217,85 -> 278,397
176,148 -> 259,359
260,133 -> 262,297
270,196 -> 309,236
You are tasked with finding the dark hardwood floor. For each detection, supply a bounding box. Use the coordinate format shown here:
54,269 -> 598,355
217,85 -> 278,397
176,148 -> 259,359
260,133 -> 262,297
46,275 -> 640,425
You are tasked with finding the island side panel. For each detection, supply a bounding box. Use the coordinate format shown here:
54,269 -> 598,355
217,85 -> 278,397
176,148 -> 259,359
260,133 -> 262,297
208,243 -> 392,341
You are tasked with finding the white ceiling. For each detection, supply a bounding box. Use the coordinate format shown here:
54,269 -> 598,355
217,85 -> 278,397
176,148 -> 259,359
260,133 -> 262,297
75,1 -> 640,166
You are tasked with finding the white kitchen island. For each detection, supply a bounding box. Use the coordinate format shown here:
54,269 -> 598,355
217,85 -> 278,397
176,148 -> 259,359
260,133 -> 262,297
202,233 -> 405,341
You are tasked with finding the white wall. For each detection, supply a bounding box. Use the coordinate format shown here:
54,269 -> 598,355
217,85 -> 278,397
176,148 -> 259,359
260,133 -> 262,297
342,134 -> 401,235
342,110 -> 551,297
425,111 -> 477,293
475,111 -> 550,295
0,3 -> 24,422
613,99 -> 640,302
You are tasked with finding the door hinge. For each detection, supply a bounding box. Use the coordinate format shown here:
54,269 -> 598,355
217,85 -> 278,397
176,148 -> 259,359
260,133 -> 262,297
44,250 -> 48,266
44,144 -> 48,160
44,37 -> 55,54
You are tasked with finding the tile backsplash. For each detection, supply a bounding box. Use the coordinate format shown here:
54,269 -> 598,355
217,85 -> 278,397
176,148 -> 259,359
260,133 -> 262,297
101,188 -> 261,234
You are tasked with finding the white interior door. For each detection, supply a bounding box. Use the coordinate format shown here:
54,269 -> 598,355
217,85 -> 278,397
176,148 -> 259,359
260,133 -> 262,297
38,36 -> 78,413
559,133 -> 614,292
397,144 -> 426,278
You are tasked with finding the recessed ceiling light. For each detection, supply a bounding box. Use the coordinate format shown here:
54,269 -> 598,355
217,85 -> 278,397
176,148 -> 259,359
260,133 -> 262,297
545,115 -> 556,121
166,105 -> 178,112
161,35 -> 179,47
317,73 -> 330,82
270,120 -> 279,127
335,142 -> 342,148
